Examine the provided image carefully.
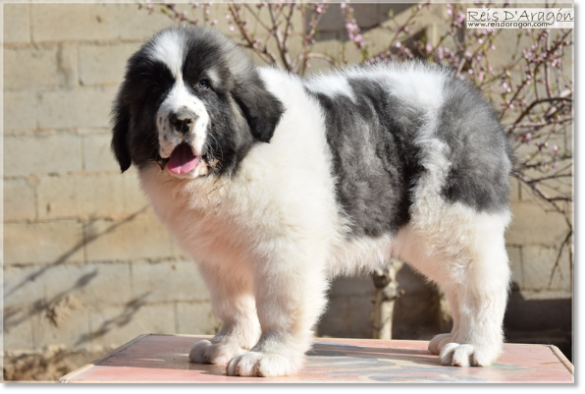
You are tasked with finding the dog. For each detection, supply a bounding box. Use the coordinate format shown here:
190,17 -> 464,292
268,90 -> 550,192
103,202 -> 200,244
111,26 -> 513,377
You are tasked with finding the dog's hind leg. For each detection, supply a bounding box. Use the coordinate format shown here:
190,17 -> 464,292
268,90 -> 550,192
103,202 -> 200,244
398,204 -> 511,367
438,230 -> 511,367
189,261 -> 261,366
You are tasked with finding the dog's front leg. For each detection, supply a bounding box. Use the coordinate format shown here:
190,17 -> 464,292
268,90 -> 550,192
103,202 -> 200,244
226,242 -> 329,377
189,261 -> 260,365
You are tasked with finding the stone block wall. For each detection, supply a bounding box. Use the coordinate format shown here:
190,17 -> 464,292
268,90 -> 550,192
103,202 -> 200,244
2,3 -> 225,380
3,2 -> 572,380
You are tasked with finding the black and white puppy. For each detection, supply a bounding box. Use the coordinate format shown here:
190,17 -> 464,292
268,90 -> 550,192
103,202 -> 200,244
112,26 -> 513,377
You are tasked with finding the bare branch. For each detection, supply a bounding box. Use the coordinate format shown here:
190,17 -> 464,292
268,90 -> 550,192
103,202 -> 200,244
267,3 -> 293,70
547,230 -> 572,288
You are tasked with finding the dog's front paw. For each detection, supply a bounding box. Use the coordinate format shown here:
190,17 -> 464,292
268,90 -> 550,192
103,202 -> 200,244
439,342 -> 500,367
226,351 -> 300,377
428,333 -> 456,355
189,340 -> 244,365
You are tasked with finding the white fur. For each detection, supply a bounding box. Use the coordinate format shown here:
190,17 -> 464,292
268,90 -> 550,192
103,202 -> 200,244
138,61 -> 511,376
147,29 -> 185,79
206,68 -> 221,86
305,72 -> 357,102
156,79 -> 210,159
147,30 -> 211,178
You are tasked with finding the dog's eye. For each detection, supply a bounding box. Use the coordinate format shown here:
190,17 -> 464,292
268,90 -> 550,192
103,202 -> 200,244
197,79 -> 211,90
148,83 -> 159,95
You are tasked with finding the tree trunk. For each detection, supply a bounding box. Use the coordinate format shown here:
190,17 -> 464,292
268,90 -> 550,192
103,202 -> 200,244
372,259 -> 400,340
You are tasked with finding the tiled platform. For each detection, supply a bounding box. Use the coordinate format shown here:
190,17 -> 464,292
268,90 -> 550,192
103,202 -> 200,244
60,334 -> 574,383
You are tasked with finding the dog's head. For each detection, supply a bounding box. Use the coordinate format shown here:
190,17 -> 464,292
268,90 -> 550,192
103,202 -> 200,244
111,26 -> 284,178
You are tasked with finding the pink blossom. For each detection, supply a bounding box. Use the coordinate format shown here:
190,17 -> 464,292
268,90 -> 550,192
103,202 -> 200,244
435,46 -> 444,61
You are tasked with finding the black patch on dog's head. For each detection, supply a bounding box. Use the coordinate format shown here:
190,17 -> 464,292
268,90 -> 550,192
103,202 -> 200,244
233,76 -> 284,143
111,102 -> 132,173
111,43 -> 175,173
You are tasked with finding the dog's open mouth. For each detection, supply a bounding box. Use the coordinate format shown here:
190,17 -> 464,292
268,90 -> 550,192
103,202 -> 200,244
156,143 -> 219,174
165,143 -> 200,174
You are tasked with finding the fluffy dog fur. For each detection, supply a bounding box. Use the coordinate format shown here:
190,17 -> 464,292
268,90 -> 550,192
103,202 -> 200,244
112,26 -> 513,377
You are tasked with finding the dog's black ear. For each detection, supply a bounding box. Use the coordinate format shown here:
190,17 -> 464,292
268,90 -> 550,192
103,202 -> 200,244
233,79 -> 284,143
111,101 -> 132,173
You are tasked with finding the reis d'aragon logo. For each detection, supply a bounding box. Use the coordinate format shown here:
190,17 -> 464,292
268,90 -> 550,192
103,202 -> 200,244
467,8 -> 574,29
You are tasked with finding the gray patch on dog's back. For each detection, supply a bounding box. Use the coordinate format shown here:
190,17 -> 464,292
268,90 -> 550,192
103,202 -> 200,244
435,78 -> 512,211
308,77 -> 425,238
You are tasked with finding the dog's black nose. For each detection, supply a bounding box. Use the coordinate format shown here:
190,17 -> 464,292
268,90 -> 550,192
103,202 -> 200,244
169,109 -> 198,134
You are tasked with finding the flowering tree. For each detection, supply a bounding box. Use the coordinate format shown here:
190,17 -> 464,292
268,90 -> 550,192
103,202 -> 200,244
139,1 -> 573,333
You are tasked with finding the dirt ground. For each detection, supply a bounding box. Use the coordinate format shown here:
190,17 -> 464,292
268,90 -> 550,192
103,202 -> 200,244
3,346 -> 109,382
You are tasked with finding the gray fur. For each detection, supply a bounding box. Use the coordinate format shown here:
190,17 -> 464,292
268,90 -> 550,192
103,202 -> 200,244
436,78 -> 512,211
307,71 -> 512,238
307,78 -> 425,237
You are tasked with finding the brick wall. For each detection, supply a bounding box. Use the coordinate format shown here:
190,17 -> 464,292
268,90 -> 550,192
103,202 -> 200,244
3,3 -> 573,380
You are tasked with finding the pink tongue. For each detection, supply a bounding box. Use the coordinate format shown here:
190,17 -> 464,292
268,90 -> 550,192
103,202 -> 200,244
167,144 -> 199,174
